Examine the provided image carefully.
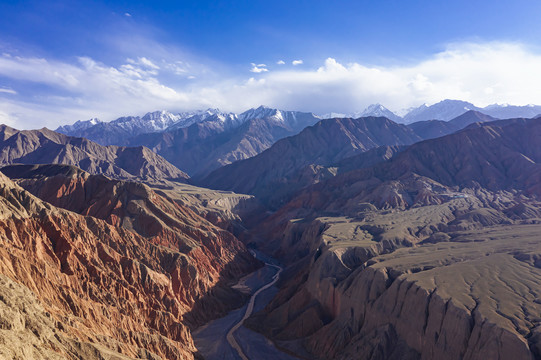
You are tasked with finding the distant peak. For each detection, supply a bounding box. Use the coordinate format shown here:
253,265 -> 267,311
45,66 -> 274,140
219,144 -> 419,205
437,99 -> 472,104
358,103 -> 402,122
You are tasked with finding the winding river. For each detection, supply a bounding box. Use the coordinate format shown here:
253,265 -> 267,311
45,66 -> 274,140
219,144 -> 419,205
193,253 -> 296,360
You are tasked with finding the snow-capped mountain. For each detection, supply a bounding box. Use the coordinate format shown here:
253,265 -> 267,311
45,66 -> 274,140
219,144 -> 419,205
110,110 -> 181,133
122,106 -> 321,177
54,101 -> 541,151
56,118 -> 103,134
358,104 -> 402,122
481,104 -> 541,119
239,105 -> 320,132
56,110 -> 188,145
166,109 -> 241,131
402,100 -> 541,123
402,100 -> 481,123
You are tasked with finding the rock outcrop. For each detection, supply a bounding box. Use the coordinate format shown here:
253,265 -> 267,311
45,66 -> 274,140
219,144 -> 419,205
0,168 -> 258,359
0,124 -> 188,182
244,117 -> 541,359
249,210 -> 541,359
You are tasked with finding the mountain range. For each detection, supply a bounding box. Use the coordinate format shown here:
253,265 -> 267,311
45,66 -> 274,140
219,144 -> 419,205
243,116 -> 541,360
200,116 -> 422,207
0,124 -> 188,182
2,97 -> 541,360
53,100 -> 541,178
199,110 -> 498,208
284,117 -> 541,214
56,106 -> 321,177
321,100 -> 541,123
126,107 -> 321,177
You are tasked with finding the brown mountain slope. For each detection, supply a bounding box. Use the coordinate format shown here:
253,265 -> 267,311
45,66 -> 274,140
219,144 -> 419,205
407,110 -> 497,139
200,117 -> 422,205
239,145 -> 406,209
128,117 -> 308,178
240,118 -> 541,360
0,167 -> 258,359
0,124 -> 188,182
281,117 -> 541,216
249,218 -> 541,360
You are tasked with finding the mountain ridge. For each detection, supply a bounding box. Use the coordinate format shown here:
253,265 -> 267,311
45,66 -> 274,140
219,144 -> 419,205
200,116 -> 423,206
0,124 -> 189,182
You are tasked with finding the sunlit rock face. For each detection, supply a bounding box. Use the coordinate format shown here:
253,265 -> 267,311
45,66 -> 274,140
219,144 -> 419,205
0,169 -> 258,359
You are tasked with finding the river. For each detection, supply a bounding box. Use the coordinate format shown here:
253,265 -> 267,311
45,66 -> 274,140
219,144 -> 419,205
193,252 -> 297,360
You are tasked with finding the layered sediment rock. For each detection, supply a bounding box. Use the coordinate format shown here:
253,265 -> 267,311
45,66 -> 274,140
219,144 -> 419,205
249,198 -> 541,359
0,170 -> 258,359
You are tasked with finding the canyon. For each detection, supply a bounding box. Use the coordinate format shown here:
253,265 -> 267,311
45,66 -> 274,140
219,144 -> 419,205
0,109 -> 540,359
239,117 -> 541,359
0,165 -> 259,359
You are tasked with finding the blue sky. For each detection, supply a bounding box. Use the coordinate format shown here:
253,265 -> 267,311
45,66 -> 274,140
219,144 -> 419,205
1,0 -> 541,128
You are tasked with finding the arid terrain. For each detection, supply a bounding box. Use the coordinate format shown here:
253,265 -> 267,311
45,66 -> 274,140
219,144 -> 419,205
0,166 -> 259,359
0,109 -> 540,359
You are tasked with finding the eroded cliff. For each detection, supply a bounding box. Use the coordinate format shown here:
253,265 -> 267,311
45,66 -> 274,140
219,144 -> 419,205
0,169 -> 259,359
248,196 -> 541,359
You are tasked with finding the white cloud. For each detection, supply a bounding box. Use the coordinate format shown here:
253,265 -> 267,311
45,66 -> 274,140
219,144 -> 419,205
124,12 -> 132,17
276,60 -> 285,65
166,61 -> 189,75
0,88 -> 16,95
0,54 -> 194,128
2,41 -> 541,129
250,63 -> 268,73
124,57 -> 160,76
138,57 -> 160,70
227,42 -> 541,114
292,59 -> 303,66
0,109 -> 16,127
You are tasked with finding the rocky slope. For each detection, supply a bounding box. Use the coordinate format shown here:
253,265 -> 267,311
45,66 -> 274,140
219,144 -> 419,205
0,166 -> 259,359
407,110 -> 496,139
56,106 -> 321,177
0,125 -> 188,182
249,218 -> 541,360
129,116 -> 302,178
277,117 -> 541,216
200,116 -> 422,207
243,117 -> 541,359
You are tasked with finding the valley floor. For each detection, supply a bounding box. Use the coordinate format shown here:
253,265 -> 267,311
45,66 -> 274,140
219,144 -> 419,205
193,255 -> 297,360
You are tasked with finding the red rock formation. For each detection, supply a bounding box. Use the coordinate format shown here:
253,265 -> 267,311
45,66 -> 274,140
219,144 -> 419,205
0,170 -> 258,359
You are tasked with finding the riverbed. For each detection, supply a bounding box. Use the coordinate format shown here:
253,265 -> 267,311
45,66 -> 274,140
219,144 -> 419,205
193,254 -> 297,360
